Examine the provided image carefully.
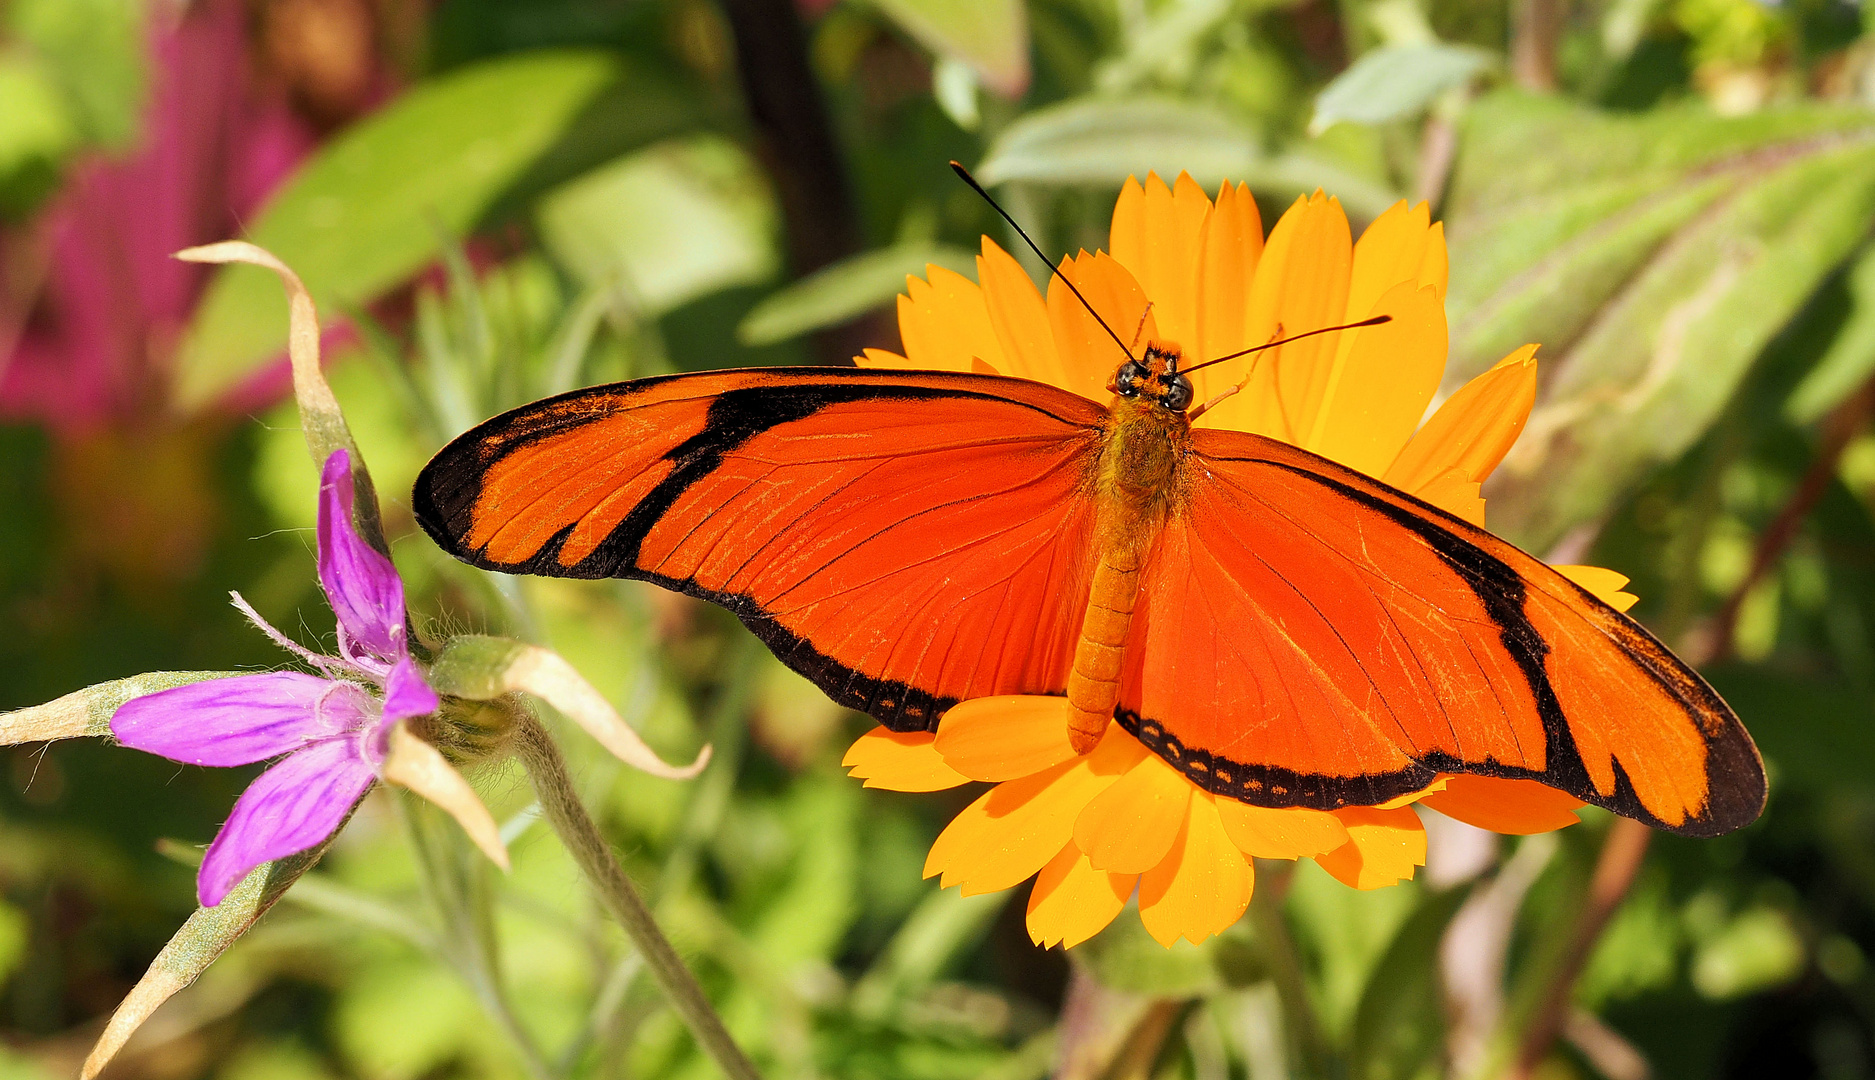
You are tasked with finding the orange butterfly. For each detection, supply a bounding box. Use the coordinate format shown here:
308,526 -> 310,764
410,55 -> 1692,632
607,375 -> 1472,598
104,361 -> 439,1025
414,178 -> 1763,842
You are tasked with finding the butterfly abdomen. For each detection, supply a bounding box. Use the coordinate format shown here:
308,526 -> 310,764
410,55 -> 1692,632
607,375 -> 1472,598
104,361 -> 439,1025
1067,550 -> 1143,752
1066,380 -> 1189,753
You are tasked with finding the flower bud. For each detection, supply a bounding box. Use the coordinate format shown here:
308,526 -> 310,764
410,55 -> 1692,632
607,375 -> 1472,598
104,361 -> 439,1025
417,694 -> 522,767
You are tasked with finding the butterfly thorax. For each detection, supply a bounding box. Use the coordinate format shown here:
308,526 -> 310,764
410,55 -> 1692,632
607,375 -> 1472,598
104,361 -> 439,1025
1101,341 -> 1192,509
1063,342 -> 1195,754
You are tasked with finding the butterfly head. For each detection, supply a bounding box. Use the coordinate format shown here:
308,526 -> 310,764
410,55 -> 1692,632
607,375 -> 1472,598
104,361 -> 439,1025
1111,343 -> 1194,413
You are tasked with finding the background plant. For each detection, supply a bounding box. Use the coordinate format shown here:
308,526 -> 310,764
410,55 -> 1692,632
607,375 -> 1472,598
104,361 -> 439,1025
1,0 -> 1873,1077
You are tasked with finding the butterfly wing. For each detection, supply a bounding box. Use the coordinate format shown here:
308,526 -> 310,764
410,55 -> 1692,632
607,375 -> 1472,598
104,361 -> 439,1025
415,368 -> 1107,732
1120,428 -> 1764,837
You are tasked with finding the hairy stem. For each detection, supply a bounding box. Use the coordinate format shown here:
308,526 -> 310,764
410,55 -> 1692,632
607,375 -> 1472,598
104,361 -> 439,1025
514,714 -> 763,1080
400,797 -> 556,1080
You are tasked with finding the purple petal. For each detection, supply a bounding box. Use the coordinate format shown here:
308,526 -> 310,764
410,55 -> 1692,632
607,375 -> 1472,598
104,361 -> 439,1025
317,449 -> 405,665
381,655 -> 439,726
197,738 -> 375,906
112,673 -> 371,767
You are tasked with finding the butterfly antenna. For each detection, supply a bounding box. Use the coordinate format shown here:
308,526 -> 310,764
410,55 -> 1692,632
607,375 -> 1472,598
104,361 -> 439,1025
950,161 -> 1138,364
1180,314 -> 1393,377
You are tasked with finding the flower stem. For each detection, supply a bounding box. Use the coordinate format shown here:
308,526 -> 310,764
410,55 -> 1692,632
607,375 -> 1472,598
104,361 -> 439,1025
400,796 -> 556,1080
514,714 -> 763,1080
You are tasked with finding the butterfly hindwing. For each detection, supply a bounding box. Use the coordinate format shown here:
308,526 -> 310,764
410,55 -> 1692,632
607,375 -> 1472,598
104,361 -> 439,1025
1117,429 -> 1763,837
415,368 -> 1107,732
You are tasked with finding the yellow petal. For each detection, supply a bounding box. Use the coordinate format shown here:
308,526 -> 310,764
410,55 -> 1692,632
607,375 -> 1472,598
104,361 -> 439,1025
1108,172 -> 1211,354
383,724 -> 510,871
896,264 -> 1009,372
1420,221 -> 1449,300
1375,776 -> 1447,810
843,727 -> 970,792
1304,281 -> 1447,477
857,346 -> 1001,374
924,726 -> 1146,896
1315,806 -> 1425,890
1419,775 -> 1584,835
1026,842 -> 1136,949
1410,467 -> 1485,526
1553,564 -> 1640,613
1190,181 -> 1264,402
1203,191 -> 1351,441
1342,201 -> 1433,330
1073,751 -> 1193,873
1384,344 -> 1539,494
1109,175 -> 1145,272
1138,793 -> 1255,947
1048,250 -> 1157,403
1214,800 -> 1348,859
935,695 -> 1079,782
979,236 -> 1065,386
856,347 -> 912,368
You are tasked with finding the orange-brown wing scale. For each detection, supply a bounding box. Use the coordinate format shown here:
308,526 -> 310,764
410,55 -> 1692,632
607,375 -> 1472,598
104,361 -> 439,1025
414,368 -> 1107,732
1117,429 -> 1764,837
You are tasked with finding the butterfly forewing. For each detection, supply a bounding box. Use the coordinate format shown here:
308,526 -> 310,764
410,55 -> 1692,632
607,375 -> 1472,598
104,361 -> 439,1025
416,369 -> 1107,732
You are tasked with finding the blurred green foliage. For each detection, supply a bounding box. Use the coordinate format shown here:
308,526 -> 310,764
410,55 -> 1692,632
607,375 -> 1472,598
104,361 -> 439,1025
4,0 -> 1875,1076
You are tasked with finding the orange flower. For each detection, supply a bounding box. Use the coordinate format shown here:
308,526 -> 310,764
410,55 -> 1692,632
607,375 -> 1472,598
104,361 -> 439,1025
843,173 -> 1634,949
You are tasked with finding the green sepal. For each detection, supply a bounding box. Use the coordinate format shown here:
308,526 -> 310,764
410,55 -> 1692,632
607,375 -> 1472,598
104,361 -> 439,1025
425,634 -> 529,701
0,670 -> 247,745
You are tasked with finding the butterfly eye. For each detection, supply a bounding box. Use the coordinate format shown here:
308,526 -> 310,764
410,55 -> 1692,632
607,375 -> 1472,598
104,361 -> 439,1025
1114,361 -> 1148,397
1160,375 -> 1193,412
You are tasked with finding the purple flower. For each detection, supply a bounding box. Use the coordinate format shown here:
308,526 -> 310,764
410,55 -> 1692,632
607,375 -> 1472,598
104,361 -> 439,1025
114,449 -> 438,906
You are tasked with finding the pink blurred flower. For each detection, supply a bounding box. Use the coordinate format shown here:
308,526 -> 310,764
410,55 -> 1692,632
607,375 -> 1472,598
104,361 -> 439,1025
0,0 -> 319,430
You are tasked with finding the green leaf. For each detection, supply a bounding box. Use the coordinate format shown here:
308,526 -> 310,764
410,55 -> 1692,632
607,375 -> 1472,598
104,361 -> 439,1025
9,0 -> 144,147
976,97 -> 1401,218
1309,44 -> 1492,134
1577,870 -> 1681,1007
0,56 -> 75,205
1345,886 -> 1467,1078
0,900 -> 28,985
750,774 -> 861,966
83,834 -> 356,1078
1444,93 -> 1875,548
1690,905 -> 1805,1000
1787,245 -> 1875,423
1284,860 -> 1421,1040
850,887 -> 1006,1017
176,50 -> 709,409
870,0 -> 1030,96
536,135 -> 778,318
737,242 -> 976,346
334,960 -> 484,1080
1703,666 -> 1875,793
1076,910 -> 1247,997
